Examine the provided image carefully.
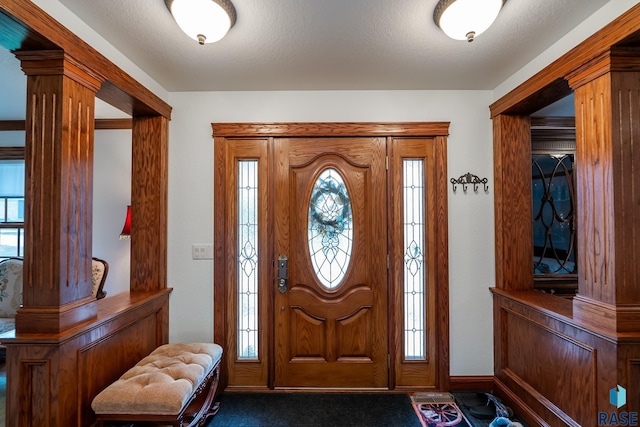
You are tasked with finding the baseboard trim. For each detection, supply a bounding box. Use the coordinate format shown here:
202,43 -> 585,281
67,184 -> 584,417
450,376 -> 545,425
449,375 -> 495,391
493,377 -> 548,426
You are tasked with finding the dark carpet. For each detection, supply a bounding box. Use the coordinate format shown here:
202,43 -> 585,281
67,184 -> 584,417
205,392 -> 422,427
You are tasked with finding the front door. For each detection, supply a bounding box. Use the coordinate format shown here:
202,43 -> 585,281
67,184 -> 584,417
214,122 -> 450,392
273,137 -> 388,388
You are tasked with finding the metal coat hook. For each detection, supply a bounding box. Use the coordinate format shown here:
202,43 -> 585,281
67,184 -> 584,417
450,172 -> 489,193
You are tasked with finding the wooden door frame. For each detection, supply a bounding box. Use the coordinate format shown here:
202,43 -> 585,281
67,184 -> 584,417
213,122 -> 450,391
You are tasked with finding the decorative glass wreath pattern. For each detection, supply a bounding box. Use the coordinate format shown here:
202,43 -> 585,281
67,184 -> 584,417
307,168 -> 353,289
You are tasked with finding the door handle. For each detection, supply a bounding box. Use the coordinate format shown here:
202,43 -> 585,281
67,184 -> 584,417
277,255 -> 288,293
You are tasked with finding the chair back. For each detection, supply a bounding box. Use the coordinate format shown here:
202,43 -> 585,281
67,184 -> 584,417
0,257 -> 106,306
91,257 -> 109,299
0,257 -> 23,317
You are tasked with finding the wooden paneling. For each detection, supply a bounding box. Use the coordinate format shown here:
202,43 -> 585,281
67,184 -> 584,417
78,310 -> 159,425
503,310 -> 596,425
433,134 -> 450,392
610,70 -> 640,306
4,290 -> 171,426
492,290 -> 635,426
574,75 -> 615,304
492,114 -> 533,291
14,51 -> 100,333
568,51 -> 640,332
130,115 -> 169,292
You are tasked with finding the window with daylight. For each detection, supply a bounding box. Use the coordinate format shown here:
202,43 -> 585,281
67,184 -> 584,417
237,160 -> 259,359
0,156 -> 25,260
307,168 -> 353,290
403,159 -> 426,360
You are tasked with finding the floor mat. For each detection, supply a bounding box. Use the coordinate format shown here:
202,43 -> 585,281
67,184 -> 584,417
411,393 -> 473,427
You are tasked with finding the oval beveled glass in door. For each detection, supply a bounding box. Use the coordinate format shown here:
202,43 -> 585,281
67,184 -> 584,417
307,168 -> 353,289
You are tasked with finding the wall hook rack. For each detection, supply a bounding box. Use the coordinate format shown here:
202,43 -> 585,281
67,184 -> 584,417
450,172 -> 489,193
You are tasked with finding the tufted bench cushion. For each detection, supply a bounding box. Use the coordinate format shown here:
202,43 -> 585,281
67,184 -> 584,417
92,342 -> 222,425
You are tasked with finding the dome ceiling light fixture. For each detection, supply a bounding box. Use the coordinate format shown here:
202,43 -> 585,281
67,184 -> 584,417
433,0 -> 504,42
165,0 -> 237,45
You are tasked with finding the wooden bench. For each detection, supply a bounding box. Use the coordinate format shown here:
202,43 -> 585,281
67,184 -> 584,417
92,342 -> 223,427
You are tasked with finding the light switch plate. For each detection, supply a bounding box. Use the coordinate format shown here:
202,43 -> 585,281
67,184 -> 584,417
192,244 -> 213,260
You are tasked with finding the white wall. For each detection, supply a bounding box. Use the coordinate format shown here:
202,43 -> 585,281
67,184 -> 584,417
167,90 -> 496,375
93,130 -> 132,297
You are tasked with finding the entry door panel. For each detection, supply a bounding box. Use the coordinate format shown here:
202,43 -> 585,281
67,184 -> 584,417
274,137 -> 388,388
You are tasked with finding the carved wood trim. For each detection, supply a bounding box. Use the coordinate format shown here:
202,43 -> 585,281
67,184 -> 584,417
449,376 -> 494,391
490,4 -> 640,117
531,128 -> 576,144
530,116 -> 575,128
567,47 -> 640,90
212,122 -> 450,137
0,119 -> 133,131
15,50 -> 106,92
95,118 -> 133,129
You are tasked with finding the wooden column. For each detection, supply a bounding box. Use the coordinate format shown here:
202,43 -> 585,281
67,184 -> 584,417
130,115 -> 169,291
492,114 -> 533,291
568,47 -> 640,332
14,50 -> 104,334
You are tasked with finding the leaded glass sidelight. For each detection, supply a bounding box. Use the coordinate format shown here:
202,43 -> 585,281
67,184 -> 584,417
308,168 -> 353,289
238,160 -> 259,359
532,154 -> 576,275
403,159 -> 426,360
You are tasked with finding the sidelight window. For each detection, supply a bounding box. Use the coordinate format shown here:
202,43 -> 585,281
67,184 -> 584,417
403,159 -> 426,360
237,160 -> 259,359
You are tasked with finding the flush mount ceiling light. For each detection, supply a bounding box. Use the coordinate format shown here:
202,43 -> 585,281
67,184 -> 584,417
434,0 -> 504,42
165,0 -> 237,45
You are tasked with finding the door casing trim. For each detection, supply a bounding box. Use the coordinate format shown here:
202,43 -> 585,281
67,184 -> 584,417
213,122 -> 450,392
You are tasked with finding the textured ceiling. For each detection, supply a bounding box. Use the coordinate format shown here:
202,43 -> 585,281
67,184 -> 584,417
53,0 -> 611,92
0,0 -> 618,121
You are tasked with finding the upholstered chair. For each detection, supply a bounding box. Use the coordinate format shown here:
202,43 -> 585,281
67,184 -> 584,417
0,257 -> 23,334
0,256 -> 107,334
91,257 -> 109,299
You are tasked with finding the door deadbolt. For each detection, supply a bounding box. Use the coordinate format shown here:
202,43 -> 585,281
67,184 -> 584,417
277,255 -> 288,293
